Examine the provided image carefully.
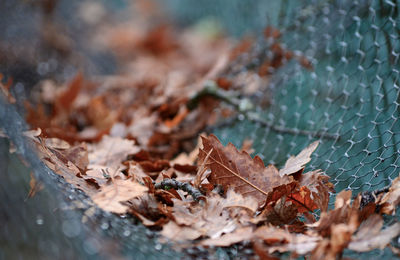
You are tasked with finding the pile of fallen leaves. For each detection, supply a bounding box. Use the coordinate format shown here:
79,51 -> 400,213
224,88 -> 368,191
21,128 -> 400,258
2,1 -> 400,258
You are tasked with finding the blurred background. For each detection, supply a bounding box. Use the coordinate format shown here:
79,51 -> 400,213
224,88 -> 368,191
1,0 -> 400,258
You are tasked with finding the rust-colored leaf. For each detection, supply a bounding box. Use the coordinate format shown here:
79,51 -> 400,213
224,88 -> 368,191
55,72 -> 83,112
299,170 -> 333,212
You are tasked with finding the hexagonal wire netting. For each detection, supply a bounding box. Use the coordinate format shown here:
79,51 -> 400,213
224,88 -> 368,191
1,0 -> 400,259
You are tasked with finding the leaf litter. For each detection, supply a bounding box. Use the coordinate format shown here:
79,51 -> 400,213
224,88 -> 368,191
2,1 -> 400,258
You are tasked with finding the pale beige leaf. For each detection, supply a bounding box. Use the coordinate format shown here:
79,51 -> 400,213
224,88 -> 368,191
279,141 -> 319,177
88,135 -> 139,168
92,178 -> 147,214
23,128 -> 42,139
201,227 -> 253,247
222,189 -> 259,213
349,222 -> 400,252
44,138 -> 70,150
255,226 -> 320,255
160,221 -> 202,242
379,176 -> 400,215
334,190 -> 352,209
166,191 -> 254,241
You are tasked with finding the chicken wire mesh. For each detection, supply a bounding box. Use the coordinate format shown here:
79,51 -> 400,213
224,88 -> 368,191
1,0 -> 400,259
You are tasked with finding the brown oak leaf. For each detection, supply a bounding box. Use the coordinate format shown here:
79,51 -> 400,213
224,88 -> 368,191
199,134 -> 291,204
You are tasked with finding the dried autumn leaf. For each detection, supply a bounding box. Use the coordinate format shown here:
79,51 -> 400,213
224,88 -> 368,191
60,143 -> 89,171
0,74 -> 16,103
308,193 -> 364,259
92,177 -> 148,214
379,176 -> 400,215
160,221 -> 203,242
241,139 -> 255,154
289,186 -> 319,213
23,128 -> 42,139
55,73 -> 83,112
348,214 -> 400,252
262,196 -> 298,225
255,226 -> 320,255
163,190 -> 256,243
33,138 -> 97,196
88,135 -> 139,169
315,213 -> 358,259
44,138 -> 70,150
264,182 -> 318,214
279,141 -> 319,177
200,226 -> 254,247
27,172 -> 44,198
199,134 -> 291,204
299,170 -> 333,212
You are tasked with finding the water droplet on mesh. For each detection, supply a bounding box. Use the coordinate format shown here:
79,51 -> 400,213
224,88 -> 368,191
36,215 -> 44,225
155,243 -> 162,251
62,220 -> 81,238
100,222 -> 109,230
37,62 -> 50,76
123,229 -> 131,237
83,238 -> 100,255
238,114 -> 245,121
145,229 -> 154,238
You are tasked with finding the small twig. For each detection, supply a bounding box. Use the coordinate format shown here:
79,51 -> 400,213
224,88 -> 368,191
245,112 -> 339,140
155,179 -> 205,202
187,82 -> 339,140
